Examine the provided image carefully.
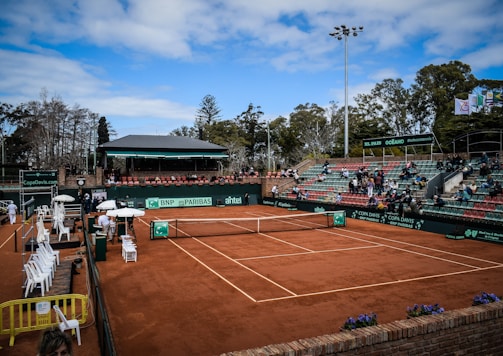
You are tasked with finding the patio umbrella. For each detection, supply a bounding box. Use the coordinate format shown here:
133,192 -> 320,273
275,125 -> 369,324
53,194 -> 76,203
96,199 -> 117,211
106,207 -> 145,235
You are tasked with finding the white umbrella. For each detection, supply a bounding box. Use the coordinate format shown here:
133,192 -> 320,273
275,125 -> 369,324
96,199 -> 117,211
106,207 -> 145,218
53,194 -> 76,202
106,207 -> 145,235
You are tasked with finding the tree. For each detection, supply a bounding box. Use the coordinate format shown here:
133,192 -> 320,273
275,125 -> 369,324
195,94 -> 221,141
372,78 -> 412,136
235,103 -> 264,164
3,90 -> 108,173
409,61 -> 478,146
288,103 -> 333,160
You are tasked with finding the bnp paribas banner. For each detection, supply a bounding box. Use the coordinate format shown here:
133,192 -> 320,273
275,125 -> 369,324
146,197 -> 213,209
145,195 -> 247,209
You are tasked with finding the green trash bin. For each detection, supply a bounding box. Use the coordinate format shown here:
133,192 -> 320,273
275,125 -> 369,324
88,216 -> 96,233
95,234 -> 107,261
117,217 -> 126,237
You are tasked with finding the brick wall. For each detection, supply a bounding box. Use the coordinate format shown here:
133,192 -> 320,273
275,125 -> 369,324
221,301 -> 503,355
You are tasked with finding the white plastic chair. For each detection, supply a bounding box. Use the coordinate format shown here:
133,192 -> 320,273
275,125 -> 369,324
58,221 -> 71,242
42,241 -> 60,265
53,305 -> 81,345
36,220 -> 50,242
29,257 -> 53,286
36,244 -> 57,271
24,263 -> 47,297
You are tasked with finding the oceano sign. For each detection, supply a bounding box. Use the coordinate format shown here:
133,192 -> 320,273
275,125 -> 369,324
363,134 -> 434,148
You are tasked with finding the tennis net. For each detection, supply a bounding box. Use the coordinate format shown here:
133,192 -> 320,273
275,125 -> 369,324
150,210 -> 346,238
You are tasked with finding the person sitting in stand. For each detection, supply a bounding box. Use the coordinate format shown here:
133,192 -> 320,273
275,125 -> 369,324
367,194 -> 378,208
477,152 -> 489,165
453,189 -> 470,202
489,181 -> 502,199
469,180 -> 478,193
479,163 -> 492,177
462,164 -> 474,179
321,160 -> 330,174
436,159 -> 444,170
433,195 -> 445,207
480,174 -> 495,189
335,192 -> 343,204
490,156 -> 500,171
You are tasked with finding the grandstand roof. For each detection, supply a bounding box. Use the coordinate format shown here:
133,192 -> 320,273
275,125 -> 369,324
98,135 -> 228,159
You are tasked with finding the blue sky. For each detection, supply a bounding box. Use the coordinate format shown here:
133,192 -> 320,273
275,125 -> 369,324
1,0 -> 502,139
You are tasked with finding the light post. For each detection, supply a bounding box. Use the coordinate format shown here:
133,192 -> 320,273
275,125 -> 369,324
330,25 -> 364,158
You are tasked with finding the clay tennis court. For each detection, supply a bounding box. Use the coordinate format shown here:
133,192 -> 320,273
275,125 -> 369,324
97,205 -> 503,355
1,205 -> 502,355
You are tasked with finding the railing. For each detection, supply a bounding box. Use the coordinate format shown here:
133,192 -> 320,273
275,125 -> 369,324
0,294 -> 88,347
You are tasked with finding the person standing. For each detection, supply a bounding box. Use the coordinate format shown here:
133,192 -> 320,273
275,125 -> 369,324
243,192 -> 250,205
7,200 -> 18,225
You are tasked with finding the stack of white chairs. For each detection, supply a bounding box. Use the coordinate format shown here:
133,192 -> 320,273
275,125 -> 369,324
36,243 -> 57,271
43,241 -> 60,266
121,237 -> 137,263
24,262 -> 50,297
24,243 -> 59,297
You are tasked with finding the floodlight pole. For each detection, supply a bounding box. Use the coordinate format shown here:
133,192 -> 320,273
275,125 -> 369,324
330,25 -> 363,158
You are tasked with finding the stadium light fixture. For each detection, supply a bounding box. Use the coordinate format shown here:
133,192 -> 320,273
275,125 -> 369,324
330,25 -> 364,158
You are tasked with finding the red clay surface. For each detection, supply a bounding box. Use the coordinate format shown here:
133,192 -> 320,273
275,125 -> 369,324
2,205 -> 503,355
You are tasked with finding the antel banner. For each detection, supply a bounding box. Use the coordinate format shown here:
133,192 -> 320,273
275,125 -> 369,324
363,134 -> 434,149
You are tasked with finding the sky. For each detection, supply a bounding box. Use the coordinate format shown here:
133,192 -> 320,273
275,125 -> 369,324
0,0 -> 502,139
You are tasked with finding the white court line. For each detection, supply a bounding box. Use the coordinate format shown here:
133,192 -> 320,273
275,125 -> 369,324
236,245 -> 381,261
256,264 -> 503,303
168,238 -> 259,302
191,237 -> 297,296
335,227 -> 503,266
321,229 -> 484,269
0,226 -> 22,249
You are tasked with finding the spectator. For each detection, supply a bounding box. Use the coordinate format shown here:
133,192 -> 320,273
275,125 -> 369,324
489,181 -> 502,199
367,194 -> 378,208
469,181 -> 478,194
436,159 -> 444,170
433,195 -> 445,207
37,326 -> 73,356
479,163 -> 492,177
335,192 -> 343,204
481,175 -> 495,189
490,156 -> 500,171
271,185 -> 279,198
462,164 -> 474,179
477,152 -> 489,165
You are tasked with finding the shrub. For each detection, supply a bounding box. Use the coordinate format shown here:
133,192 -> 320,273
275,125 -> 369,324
341,312 -> 378,330
406,303 -> 444,318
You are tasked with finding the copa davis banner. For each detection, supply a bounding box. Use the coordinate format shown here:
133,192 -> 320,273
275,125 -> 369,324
262,198 -> 503,245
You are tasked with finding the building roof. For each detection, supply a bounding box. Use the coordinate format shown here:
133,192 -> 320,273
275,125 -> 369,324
98,135 -> 228,159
